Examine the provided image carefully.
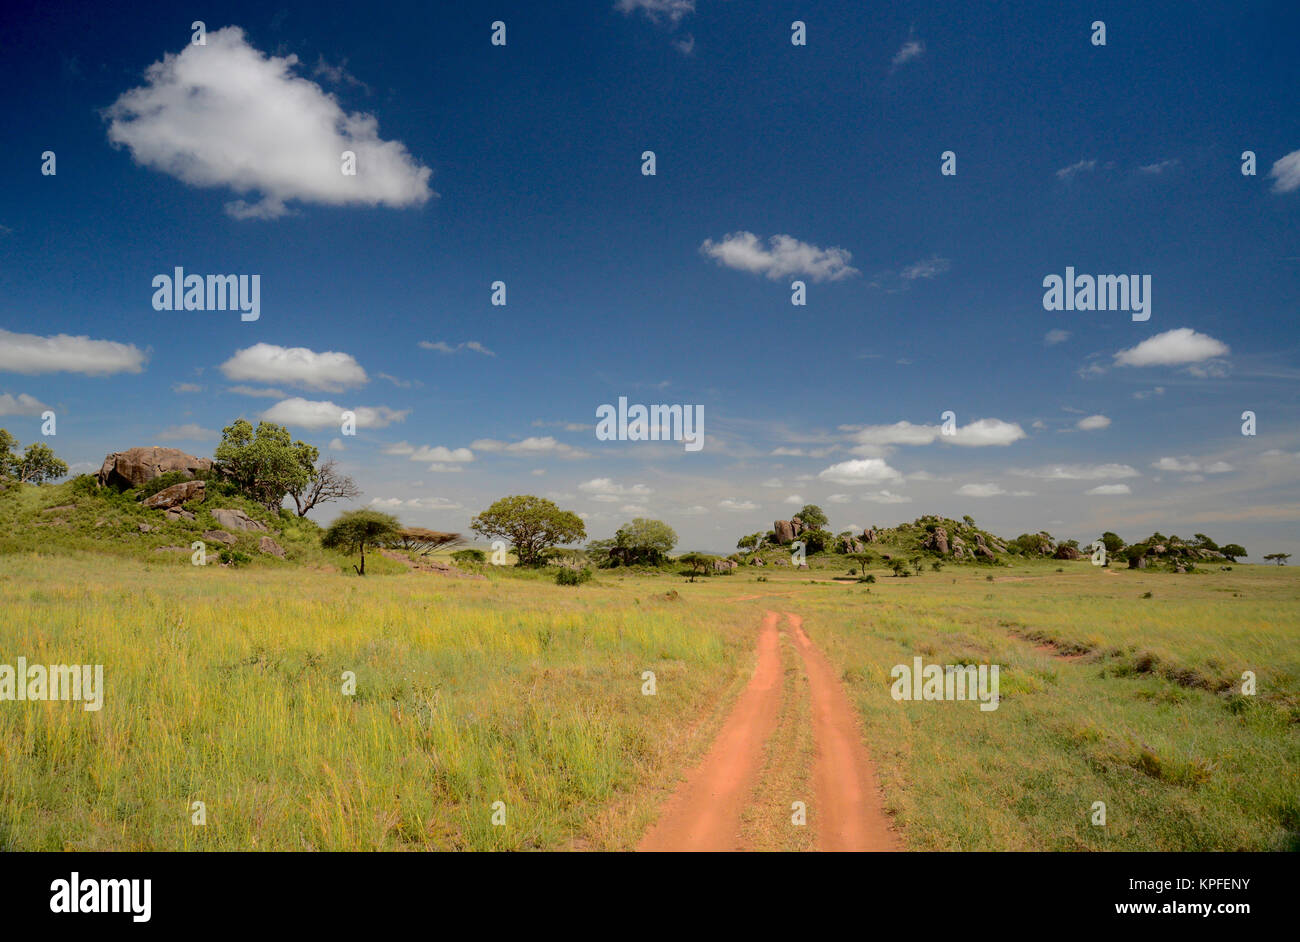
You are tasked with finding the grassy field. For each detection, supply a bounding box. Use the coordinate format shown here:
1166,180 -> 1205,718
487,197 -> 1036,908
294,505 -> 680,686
0,548 -> 1296,850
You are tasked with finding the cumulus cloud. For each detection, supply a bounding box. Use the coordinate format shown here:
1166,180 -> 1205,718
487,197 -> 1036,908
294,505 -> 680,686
0,392 -> 49,416
1270,149 -> 1300,194
371,496 -> 460,511
956,483 -> 1035,498
261,397 -> 407,428
1151,456 -> 1233,474
1076,414 -> 1111,431
718,498 -> 757,511
1010,463 -> 1140,480
846,417 -> 1023,449
580,478 -> 652,502
471,436 -> 590,458
104,27 -> 433,219
860,489 -> 911,504
1113,328 -> 1229,367
1044,329 -> 1071,345
850,421 -> 939,447
947,418 -> 1027,447
408,445 -> 474,467
220,343 -> 367,392
0,328 -> 146,376
818,458 -> 902,485
1086,484 -> 1131,495
700,232 -> 858,282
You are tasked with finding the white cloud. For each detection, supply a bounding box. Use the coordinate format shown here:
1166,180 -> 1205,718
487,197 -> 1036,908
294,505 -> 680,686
900,256 -> 950,280
580,478 -> 652,499
1044,329 -> 1071,345
615,0 -> 695,24
1151,456 -> 1233,474
1076,414 -> 1111,431
0,328 -> 146,376
171,382 -> 203,393
0,392 -> 50,416
220,343 -> 367,392
827,494 -> 851,504
1056,158 -> 1097,180
157,423 -> 218,441
718,498 -> 757,511
471,436 -> 590,458
1132,386 -> 1166,399
1011,463 -> 1140,480
783,494 -> 804,505
1138,158 -> 1180,175
371,496 -> 460,511
382,441 -> 415,455
409,445 -> 474,464
104,27 -> 432,219
851,421 -> 939,446
261,397 -> 407,429
1114,328 -> 1230,367
956,483 -> 1035,498
891,39 -> 924,67
860,489 -> 911,504
1086,484 -> 1131,495
948,418 -> 1027,447
700,231 -> 858,282
419,340 -> 496,357
818,458 -> 902,485
1270,149 -> 1300,194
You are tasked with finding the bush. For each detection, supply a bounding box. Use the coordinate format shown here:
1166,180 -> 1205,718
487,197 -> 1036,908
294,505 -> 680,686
451,549 -> 487,565
555,566 -> 592,586
859,574 -> 876,584
68,474 -> 99,497
218,549 -> 252,567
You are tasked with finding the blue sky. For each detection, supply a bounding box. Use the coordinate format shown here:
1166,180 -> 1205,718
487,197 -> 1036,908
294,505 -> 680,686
1,0 -> 1298,555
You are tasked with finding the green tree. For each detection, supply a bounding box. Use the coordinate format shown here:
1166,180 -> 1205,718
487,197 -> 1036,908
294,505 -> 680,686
848,550 -> 875,578
1263,553 -> 1291,566
0,429 -> 19,479
16,441 -> 68,484
470,495 -> 586,566
1099,531 -> 1125,556
796,504 -> 829,530
1220,543 -> 1247,561
962,515 -> 975,527
798,527 -> 832,554
677,552 -> 713,582
214,419 -> 318,512
736,532 -> 761,552
611,518 -> 677,565
321,509 -> 402,575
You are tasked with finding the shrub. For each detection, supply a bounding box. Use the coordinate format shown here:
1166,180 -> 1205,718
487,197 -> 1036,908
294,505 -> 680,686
859,574 -> 876,584
451,549 -> 487,566
218,549 -> 252,567
554,566 -> 592,586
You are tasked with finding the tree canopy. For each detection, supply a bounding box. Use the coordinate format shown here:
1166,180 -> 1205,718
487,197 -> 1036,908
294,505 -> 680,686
0,430 -> 67,485
796,504 -> 828,530
470,495 -> 586,566
214,419 -> 317,512
321,509 -> 402,575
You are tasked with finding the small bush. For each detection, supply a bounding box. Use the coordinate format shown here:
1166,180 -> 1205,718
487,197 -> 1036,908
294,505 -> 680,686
218,549 -> 252,567
554,566 -> 592,586
451,549 -> 487,565
859,574 -> 876,584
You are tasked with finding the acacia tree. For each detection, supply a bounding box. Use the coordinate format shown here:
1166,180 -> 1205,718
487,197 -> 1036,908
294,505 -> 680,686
394,527 -> 463,556
289,458 -> 361,517
321,509 -> 401,575
849,550 -> 875,579
1220,543 -> 1247,561
214,419 -> 317,512
1264,552 -> 1291,566
611,518 -> 677,565
470,495 -> 586,566
0,431 -> 67,485
677,552 -> 713,582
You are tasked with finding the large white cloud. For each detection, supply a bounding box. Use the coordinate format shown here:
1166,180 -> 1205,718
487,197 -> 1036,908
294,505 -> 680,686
261,397 -> 407,429
700,232 -> 858,282
104,27 -> 433,219
220,343 -> 367,392
817,458 -> 902,485
947,418 -> 1027,447
0,328 -> 146,376
579,478 -> 652,502
471,436 -> 590,458
1113,328 -> 1229,367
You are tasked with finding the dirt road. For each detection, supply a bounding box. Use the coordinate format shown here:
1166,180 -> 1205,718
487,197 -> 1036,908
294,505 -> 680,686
639,609 -> 898,852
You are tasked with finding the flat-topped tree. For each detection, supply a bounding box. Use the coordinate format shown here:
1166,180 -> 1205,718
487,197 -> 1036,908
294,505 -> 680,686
470,495 -> 586,566
394,527 -> 463,556
321,509 -> 402,575
1264,553 -> 1291,566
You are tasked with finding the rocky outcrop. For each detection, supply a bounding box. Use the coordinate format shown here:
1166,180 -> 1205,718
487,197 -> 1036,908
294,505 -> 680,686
1128,555 -> 1147,569
923,527 -> 950,554
202,529 -> 235,546
773,520 -> 796,545
1053,544 -> 1082,560
211,508 -> 268,532
142,479 -> 205,510
259,536 -> 285,558
712,558 -> 737,572
165,507 -> 196,522
96,447 -> 212,489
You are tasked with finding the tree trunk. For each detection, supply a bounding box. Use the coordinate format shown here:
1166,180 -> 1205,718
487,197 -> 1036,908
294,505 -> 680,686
358,543 -> 366,575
